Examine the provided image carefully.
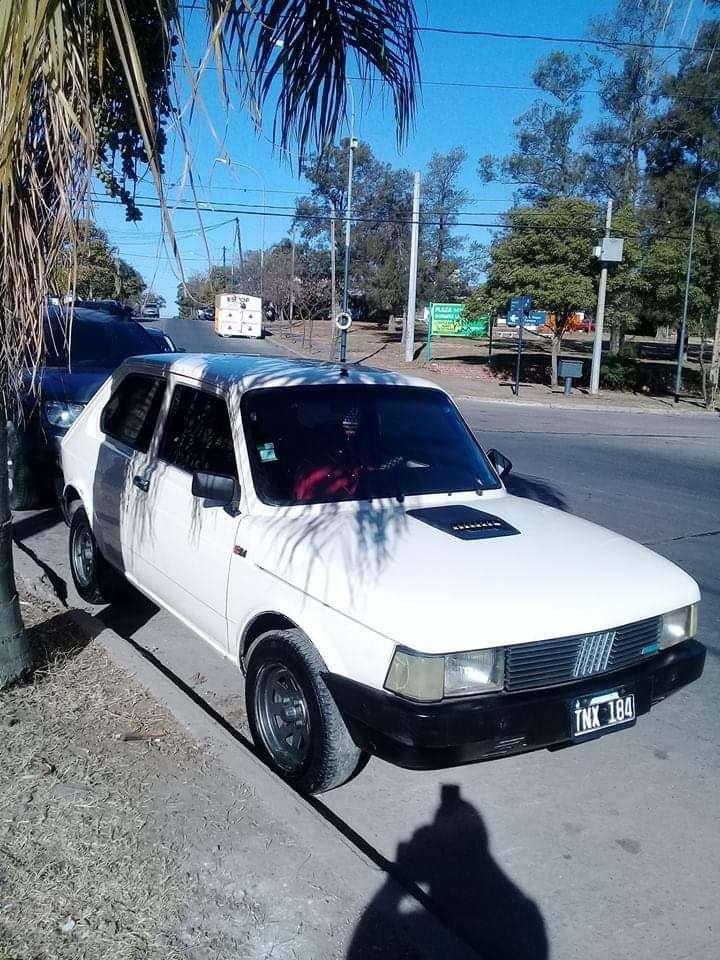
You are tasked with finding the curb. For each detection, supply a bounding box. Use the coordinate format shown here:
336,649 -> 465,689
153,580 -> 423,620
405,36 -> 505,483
454,393 -> 717,417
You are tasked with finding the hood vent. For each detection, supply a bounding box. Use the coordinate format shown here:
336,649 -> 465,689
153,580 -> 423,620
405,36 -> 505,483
407,505 -> 520,541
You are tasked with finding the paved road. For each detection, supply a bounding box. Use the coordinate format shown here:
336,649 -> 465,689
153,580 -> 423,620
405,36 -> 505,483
15,317 -> 720,959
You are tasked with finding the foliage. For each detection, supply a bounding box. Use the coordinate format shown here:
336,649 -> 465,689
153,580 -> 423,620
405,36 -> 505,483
463,284 -> 492,322
599,354 -> 641,391
604,205 -> 651,353
420,147 -> 471,302
54,222 -> 147,308
584,0 -> 669,205
479,52 -> 589,202
486,198 -> 599,385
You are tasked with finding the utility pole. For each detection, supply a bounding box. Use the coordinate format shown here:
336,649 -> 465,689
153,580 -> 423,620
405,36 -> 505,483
289,223 -> 296,331
235,218 -> 243,270
222,245 -> 226,270
404,172 -> 421,363
340,84 -> 357,365
330,202 -> 337,324
590,199 -> 613,395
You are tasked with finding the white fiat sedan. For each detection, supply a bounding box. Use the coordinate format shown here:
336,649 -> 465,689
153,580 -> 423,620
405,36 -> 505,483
60,354 -> 705,793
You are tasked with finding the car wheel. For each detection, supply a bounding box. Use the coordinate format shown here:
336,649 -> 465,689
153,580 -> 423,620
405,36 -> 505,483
246,629 -> 366,794
68,506 -> 121,604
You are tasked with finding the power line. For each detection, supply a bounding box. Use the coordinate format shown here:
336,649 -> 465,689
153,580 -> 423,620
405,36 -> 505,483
176,4 -> 711,53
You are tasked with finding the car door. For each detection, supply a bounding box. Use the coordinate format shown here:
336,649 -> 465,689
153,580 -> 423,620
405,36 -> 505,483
92,371 -> 167,575
130,379 -> 241,652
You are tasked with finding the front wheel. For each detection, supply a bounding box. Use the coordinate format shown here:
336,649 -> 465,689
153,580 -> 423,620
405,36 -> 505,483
246,629 -> 366,794
68,506 -> 122,604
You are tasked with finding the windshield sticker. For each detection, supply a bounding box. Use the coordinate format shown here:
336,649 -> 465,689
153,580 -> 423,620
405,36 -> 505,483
257,442 -> 278,463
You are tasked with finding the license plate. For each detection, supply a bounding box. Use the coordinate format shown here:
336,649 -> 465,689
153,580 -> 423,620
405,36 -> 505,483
571,690 -> 635,739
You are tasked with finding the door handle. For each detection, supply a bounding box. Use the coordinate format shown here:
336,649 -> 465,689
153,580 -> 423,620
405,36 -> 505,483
133,475 -> 150,492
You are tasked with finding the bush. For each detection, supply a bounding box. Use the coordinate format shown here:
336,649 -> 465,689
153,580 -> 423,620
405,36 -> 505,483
599,355 -> 641,391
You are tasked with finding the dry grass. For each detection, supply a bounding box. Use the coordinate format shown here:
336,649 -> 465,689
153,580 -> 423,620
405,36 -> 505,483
0,591 -> 198,959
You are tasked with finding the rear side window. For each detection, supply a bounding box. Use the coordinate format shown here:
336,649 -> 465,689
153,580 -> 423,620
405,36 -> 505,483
102,374 -> 166,452
159,385 -> 237,478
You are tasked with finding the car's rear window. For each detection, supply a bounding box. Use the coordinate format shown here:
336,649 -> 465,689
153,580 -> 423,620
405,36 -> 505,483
242,384 -> 501,505
43,314 -> 157,370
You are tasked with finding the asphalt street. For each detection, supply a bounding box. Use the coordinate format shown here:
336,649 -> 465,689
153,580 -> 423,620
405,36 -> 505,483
14,315 -> 720,960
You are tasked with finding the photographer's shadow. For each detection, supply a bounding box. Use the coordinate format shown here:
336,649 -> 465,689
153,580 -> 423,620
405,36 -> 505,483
347,785 -> 548,960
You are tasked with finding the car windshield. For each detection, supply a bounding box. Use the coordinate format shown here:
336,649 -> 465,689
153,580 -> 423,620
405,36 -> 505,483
242,384 -> 501,505
43,315 -> 158,370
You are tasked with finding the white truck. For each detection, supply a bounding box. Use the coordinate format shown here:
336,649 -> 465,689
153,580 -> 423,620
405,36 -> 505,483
214,293 -> 263,339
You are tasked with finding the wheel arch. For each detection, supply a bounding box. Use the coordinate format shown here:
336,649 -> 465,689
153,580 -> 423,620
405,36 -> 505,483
239,611 -> 301,671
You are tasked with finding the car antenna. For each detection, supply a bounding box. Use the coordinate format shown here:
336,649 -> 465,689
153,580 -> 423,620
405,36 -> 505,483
339,365 -> 349,378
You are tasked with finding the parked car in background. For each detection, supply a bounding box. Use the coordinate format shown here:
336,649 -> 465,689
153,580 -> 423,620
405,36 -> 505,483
10,307 -> 161,509
578,318 -> 596,334
198,306 -> 214,322
60,354 -> 705,794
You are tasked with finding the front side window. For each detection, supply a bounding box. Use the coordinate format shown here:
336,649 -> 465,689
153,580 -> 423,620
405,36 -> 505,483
101,374 -> 166,452
159,385 -> 237,478
242,385 -> 501,505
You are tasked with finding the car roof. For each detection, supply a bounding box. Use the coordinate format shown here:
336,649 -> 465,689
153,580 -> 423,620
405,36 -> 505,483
123,352 -> 445,396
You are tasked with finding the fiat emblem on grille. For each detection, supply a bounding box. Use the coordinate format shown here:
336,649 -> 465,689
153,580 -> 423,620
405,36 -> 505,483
573,630 -> 616,678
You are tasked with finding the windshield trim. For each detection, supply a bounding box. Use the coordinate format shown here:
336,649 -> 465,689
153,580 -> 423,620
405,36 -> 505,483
240,383 -> 502,508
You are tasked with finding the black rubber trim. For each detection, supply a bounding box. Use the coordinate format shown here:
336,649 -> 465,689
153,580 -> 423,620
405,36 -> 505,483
324,639 -> 706,771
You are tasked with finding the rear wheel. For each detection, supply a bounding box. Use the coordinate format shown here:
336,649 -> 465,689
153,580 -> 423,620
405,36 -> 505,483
68,506 -> 122,604
246,629 -> 365,794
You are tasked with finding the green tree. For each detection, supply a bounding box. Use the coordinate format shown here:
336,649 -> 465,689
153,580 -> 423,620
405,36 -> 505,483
0,0 -> 419,686
584,0 -> 669,205
60,222 -> 147,306
486,198 -> 599,385
295,140 -> 413,318
479,52 -> 589,202
420,147 -> 470,302
604,205 -> 650,353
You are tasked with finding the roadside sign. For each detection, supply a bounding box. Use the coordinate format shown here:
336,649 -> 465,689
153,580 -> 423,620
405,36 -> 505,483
425,302 -> 489,361
508,296 -> 532,326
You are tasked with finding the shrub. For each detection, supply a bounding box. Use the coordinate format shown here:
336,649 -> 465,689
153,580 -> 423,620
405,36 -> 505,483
599,355 -> 641,391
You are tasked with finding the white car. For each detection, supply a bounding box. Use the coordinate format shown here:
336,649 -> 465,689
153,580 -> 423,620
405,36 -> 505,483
60,354 -> 705,794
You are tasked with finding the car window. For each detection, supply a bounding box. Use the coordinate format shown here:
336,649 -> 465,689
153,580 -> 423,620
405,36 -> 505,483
43,314 -> 157,369
159,385 -> 237,478
101,374 -> 166,452
242,384 -> 501,505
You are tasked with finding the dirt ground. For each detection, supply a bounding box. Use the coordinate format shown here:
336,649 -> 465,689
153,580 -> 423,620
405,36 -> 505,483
273,317 -> 711,409
0,588 -> 350,960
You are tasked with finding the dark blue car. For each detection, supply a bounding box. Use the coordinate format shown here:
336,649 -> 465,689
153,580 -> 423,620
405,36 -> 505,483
10,307 -> 171,509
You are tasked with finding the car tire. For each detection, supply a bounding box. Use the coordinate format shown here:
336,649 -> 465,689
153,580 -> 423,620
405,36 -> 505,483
68,505 -> 122,604
246,629 -> 366,794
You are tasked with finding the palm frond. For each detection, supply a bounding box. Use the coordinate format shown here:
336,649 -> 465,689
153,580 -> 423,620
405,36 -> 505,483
210,0 -> 420,155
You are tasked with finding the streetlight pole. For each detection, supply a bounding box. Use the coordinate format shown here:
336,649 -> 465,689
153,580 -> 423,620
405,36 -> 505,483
214,156 -> 267,300
674,168 -> 719,402
340,82 -> 357,365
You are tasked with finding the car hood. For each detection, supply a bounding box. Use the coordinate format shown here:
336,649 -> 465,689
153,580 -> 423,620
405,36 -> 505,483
34,369 -> 111,404
242,494 -> 700,653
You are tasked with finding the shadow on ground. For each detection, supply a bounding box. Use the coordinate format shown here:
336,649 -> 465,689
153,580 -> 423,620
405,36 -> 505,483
347,784 -> 548,959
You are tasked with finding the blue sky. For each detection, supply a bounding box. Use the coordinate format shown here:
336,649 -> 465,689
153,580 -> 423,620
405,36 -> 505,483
94,0 -> 699,313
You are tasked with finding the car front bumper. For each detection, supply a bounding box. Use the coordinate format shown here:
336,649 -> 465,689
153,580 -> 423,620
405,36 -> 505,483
325,639 -> 706,770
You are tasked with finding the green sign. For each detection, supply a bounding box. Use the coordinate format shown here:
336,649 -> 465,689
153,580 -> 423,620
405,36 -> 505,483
429,302 -> 488,338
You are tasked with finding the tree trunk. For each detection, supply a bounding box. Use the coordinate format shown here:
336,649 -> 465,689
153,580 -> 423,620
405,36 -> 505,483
0,417 -> 31,687
609,323 -> 621,356
708,291 -> 720,411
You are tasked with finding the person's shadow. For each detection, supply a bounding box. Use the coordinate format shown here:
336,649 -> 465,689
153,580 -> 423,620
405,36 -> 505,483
347,785 -> 548,960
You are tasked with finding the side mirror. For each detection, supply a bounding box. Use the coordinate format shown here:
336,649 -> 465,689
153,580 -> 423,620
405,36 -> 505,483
487,448 -> 513,482
191,470 -> 236,506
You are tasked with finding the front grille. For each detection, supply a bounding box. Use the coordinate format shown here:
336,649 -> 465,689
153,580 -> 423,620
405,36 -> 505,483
504,616 -> 662,692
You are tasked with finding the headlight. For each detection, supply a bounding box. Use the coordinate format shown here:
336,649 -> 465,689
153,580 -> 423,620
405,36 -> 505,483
659,603 -> 698,649
43,401 -> 84,428
384,647 -> 505,701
